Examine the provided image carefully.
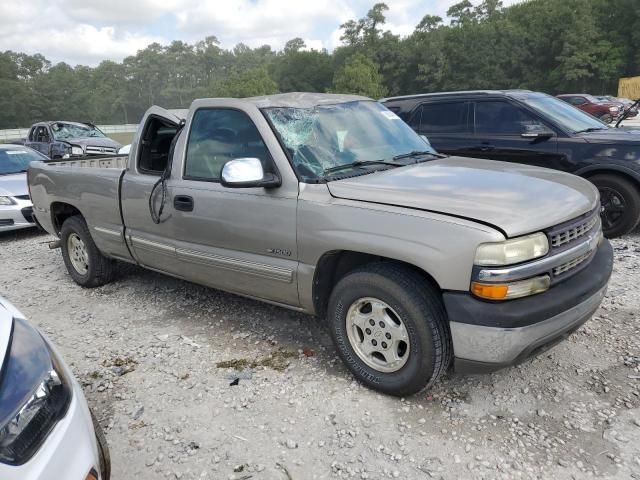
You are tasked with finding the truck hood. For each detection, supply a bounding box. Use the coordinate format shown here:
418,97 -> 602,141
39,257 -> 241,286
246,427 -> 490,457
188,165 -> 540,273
64,137 -> 122,149
0,172 -> 28,197
327,157 -> 598,237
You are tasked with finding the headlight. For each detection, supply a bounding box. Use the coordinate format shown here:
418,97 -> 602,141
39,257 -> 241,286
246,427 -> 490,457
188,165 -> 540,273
0,196 -> 15,206
471,275 -> 551,300
609,106 -> 619,112
71,146 -> 84,156
474,232 -> 549,266
0,318 -> 71,465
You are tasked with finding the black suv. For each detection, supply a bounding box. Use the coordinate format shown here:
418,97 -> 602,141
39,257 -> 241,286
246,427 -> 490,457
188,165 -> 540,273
382,90 -> 640,238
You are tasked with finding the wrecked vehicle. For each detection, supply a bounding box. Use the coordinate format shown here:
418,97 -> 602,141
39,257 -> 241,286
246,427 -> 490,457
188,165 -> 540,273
24,121 -> 122,158
28,93 -> 613,396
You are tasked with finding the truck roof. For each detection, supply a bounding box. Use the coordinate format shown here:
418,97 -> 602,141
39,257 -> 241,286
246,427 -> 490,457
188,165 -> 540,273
381,89 -> 538,103
246,92 -> 371,108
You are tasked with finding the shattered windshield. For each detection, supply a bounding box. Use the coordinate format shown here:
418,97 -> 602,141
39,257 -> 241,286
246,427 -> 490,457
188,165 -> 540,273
263,101 -> 435,181
51,122 -> 106,140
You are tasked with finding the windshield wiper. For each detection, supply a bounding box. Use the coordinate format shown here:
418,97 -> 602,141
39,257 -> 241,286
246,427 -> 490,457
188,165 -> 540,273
393,150 -> 444,161
615,98 -> 640,128
323,160 -> 404,176
573,127 -> 607,134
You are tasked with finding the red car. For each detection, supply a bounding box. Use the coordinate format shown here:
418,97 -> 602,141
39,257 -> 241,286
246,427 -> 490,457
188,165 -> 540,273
557,94 -> 621,123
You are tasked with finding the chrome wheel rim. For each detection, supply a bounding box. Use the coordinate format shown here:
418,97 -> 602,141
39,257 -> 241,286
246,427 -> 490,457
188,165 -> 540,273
345,297 -> 410,373
67,233 -> 89,275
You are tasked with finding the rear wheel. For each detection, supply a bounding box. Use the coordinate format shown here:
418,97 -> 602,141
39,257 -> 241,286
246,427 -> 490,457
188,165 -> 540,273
590,174 -> 640,238
60,216 -> 115,287
327,263 -> 452,396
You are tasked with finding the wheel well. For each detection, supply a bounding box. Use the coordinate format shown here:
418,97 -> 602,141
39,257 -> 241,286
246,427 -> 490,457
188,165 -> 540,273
312,250 -> 441,318
50,202 -> 82,233
583,170 -> 640,191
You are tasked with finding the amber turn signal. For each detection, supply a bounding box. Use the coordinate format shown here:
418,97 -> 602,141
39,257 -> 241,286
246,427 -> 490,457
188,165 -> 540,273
471,282 -> 509,300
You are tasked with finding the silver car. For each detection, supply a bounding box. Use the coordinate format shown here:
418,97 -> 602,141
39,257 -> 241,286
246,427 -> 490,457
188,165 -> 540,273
0,145 -> 47,232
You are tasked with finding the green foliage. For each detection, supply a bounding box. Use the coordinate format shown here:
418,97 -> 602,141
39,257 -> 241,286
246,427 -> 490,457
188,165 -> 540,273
331,53 -> 387,98
0,0 -> 638,129
217,66 -> 279,98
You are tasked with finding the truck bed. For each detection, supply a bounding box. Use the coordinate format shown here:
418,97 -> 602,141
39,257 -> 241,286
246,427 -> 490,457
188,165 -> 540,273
44,154 -> 128,169
28,157 -> 131,261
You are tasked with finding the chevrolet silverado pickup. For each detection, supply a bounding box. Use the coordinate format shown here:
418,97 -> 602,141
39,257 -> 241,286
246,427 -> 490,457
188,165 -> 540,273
28,93 -> 613,396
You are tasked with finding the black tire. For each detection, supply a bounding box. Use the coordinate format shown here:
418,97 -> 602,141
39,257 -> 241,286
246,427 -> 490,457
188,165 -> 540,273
590,174 -> 640,238
90,409 -> 111,480
60,215 -> 115,287
327,263 -> 452,396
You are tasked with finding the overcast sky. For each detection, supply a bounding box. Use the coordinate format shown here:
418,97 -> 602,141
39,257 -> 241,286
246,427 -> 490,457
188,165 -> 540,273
0,0 -> 521,66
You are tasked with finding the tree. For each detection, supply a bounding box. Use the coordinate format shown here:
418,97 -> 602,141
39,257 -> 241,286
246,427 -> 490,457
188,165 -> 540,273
331,53 -> 387,98
217,66 -> 278,97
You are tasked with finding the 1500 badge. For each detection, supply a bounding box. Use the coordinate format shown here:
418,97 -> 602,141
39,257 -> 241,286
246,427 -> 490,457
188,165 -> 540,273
266,248 -> 292,257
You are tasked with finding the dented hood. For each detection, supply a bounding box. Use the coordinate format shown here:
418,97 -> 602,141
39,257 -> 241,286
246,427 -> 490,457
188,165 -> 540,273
327,157 -> 599,238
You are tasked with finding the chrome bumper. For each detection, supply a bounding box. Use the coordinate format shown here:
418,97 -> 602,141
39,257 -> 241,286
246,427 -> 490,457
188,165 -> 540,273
450,284 -> 607,369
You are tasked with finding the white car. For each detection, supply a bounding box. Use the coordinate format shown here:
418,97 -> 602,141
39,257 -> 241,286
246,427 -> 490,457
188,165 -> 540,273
0,296 -> 110,480
0,145 -> 46,232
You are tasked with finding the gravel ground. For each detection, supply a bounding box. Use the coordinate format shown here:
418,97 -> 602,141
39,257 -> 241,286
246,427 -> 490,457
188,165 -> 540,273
1,228 -> 639,480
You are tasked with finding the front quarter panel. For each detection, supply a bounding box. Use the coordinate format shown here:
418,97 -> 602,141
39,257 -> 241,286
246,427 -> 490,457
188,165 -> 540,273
296,184 -> 504,312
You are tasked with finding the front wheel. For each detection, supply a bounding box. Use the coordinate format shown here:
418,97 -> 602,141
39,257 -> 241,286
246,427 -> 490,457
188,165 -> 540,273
590,174 -> 640,238
60,216 -> 115,287
327,263 -> 452,396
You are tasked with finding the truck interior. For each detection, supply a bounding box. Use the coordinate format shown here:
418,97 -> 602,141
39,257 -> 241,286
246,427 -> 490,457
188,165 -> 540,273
138,116 -> 179,174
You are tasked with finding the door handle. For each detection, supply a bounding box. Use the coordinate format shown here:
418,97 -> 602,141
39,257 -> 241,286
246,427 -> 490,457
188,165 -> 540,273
173,195 -> 194,212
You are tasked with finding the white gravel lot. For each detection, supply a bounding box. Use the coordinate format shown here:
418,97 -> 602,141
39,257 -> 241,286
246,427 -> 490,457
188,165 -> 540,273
0,228 -> 639,480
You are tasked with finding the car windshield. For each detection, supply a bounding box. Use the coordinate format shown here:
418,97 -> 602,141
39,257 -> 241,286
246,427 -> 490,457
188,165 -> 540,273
51,122 -> 106,140
523,95 -> 607,133
0,148 -> 47,175
263,101 -> 436,181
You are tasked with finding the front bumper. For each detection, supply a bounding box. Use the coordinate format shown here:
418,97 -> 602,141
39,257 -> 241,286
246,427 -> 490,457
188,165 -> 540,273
0,199 -> 36,232
0,312 -> 101,480
444,240 -> 613,373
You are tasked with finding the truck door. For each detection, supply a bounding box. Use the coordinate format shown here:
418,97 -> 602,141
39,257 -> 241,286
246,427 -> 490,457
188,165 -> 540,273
120,107 -> 186,278
27,126 -> 50,156
168,106 -> 299,307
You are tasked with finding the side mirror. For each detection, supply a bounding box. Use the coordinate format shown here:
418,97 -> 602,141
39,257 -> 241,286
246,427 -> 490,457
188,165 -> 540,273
220,158 -> 281,189
521,127 -> 555,140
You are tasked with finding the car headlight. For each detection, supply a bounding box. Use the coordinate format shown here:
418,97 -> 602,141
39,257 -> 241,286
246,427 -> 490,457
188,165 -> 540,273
71,146 -> 84,156
609,106 -> 619,112
474,232 -> 549,266
0,318 -> 71,465
0,196 -> 15,206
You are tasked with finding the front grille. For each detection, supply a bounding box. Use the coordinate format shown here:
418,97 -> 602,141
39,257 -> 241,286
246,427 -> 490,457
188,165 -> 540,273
85,146 -> 117,155
14,195 -> 30,200
550,211 -> 599,248
553,250 -> 593,276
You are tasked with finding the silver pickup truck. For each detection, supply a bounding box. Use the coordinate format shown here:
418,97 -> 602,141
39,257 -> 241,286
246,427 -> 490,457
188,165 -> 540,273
28,93 -> 614,396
